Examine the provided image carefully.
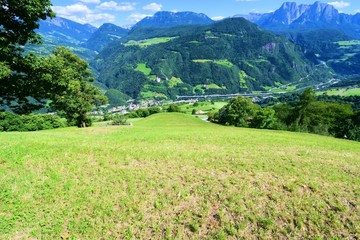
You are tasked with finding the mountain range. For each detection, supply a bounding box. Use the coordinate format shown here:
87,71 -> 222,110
29,1 -> 360,104
240,1 -> 360,38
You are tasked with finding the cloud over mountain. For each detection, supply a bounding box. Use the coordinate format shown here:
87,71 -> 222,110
143,3 -> 163,12
328,1 -> 351,9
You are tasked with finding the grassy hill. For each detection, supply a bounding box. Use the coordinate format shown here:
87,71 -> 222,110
0,113 -> 359,238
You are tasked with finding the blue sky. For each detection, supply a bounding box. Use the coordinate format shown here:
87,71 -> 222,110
50,0 -> 360,27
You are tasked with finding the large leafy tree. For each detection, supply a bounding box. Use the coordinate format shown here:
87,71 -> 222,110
33,47 -> 107,127
0,0 -> 54,46
218,96 -> 259,127
0,0 -> 55,106
0,1 -> 107,127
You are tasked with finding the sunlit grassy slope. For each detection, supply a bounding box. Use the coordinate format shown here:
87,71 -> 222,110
0,113 -> 359,239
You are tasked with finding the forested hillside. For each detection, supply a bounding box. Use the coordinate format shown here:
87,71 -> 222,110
93,18 -> 331,101
284,29 -> 360,75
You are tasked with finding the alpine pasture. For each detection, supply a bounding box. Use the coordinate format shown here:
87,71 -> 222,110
0,113 -> 359,238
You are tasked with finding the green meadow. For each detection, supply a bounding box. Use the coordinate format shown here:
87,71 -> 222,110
124,37 -> 178,48
0,113 -> 359,239
319,87 -> 360,97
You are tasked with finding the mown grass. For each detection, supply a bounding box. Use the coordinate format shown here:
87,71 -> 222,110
180,101 -> 227,114
0,113 -> 359,239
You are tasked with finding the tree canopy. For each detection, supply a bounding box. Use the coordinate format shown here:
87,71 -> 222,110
218,96 -> 259,127
0,0 -> 54,47
36,47 -> 107,127
1,0 -> 55,105
0,1 -> 107,127
212,89 -> 360,141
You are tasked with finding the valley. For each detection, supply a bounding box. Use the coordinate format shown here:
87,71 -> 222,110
30,2 -> 360,108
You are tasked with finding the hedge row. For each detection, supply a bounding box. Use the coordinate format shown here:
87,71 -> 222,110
0,112 -> 65,132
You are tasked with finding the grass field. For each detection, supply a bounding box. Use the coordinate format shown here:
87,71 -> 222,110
337,40 -> 360,49
318,87 -> 360,96
192,59 -> 234,68
135,63 -> 152,76
180,101 -> 227,115
0,113 -> 359,239
124,37 -> 177,48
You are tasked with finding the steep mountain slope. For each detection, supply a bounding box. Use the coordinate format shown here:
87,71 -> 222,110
261,2 -> 310,29
37,17 -> 97,44
285,29 -> 350,62
291,1 -> 341,27
27,17 -> 98,60
93,18 -> 330,100
240,1 -> 360,39
82,23 -> 129,52
133,11 -> 214,28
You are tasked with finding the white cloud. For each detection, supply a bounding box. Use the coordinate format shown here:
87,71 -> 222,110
70,13 -> 116,26
328,1 -> 350,9
52,3 -> 92,16
127,13 -> 152,23
80,0 -> 101,4
97,1 -> 136,11
143,3 -> 163,12
212,16 -> 225,21
52,4 -> 116,27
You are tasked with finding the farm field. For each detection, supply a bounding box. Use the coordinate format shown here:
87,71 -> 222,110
179,101 -> 227,115
124,37 -> 178,48
319,87 -> 360,96
0,113 -> 359,239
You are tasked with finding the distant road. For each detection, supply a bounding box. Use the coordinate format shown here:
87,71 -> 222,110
176,92 -> 280,99
176,78 -> 340,100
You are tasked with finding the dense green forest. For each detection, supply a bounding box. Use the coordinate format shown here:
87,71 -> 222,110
285,29 -> 360,75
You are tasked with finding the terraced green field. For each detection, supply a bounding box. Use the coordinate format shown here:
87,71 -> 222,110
0,113 -> 359,239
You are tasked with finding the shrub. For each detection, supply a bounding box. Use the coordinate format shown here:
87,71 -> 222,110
167,104 -> 181,112
148,106 -> 161,115
127,111 -> 139,118
111,114 -> 128,125
136,108 -> 150,118
0,112 -> 65,132
103,113 -> 112,121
